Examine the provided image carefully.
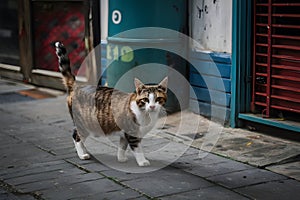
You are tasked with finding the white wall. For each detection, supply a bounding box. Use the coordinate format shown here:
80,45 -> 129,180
190,0 -> 232,53
100,0 -> 108,41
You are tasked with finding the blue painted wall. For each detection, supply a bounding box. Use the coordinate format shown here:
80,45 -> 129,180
100,41 -> 107,86
189,51 -> 232,122
100,43 -> 232,123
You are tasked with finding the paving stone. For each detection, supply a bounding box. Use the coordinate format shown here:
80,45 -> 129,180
0,113 -> 33,130
52,146 -> 76,155
101,168 -> 154,182
1,78 -> 300,199
72,188 -> 142,200
81,162 -> 111,172
0,132 -> 22,146
207,168 -> 287,189
0,79 -> 34,94
0,161 -> 72,180
0,188 -> 6,194
90,150 -> 173,174
267,161 -> 300,181
0,187 -> 36,200
235,179 -> 300,200
13,125 -> 69,142
51,142 -> 74,151
123,167 -> 213,198
181,147 -> 204,157
17,172 -> 104,193
0,142 -> 55,170
0,192 -> 36,200
0,92 -> 35,104
128,196 -> 149,200
145,140 -> 195,165
160,186 -> 250,200
15,180 -> 55,195
41,178 -> 125,199
174,151 -> 231,168
141,136 -> 175,153
235,145 -> 300,167
0,98 -> 68,124
54,152 -> 80,160
173,153 -> 253,178
65,156 -> 99,166
0,160 -> 65,177
6,167 -> 85,186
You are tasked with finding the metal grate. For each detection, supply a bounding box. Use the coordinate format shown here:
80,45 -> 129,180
252,0 -> 300,117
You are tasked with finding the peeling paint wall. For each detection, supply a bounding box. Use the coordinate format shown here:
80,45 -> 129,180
100,0 -> 108,40
190,0 -> 232,53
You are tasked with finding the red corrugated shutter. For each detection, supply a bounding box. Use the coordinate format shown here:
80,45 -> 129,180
252,0 -> 300,117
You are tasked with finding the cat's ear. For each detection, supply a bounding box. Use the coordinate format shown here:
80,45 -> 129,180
159,77 -> 168,93
134,78 -> 144,94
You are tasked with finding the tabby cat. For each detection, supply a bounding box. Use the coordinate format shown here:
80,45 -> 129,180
55,42 -> 168,166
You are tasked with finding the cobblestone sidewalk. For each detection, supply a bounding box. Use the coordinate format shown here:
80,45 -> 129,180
0,78 -> 299,199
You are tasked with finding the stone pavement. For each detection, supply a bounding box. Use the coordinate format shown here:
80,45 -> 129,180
0,77 -> 300,200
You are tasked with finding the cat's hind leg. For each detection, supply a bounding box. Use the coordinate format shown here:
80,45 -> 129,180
117,135 -> 128,162
73,128 -> 90,160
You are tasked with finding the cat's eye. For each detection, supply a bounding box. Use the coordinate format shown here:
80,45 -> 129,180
142,98 -> 149,103
156,97 -> 163,102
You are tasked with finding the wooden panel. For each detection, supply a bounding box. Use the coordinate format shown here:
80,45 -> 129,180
18,0 -> 33,81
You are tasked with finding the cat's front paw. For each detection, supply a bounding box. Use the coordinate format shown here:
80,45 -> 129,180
79,153 -> 91,160
117,155 -> 128,163
137,159 -> 150,167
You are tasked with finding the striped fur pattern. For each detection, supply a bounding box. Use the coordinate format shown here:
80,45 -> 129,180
55,42 -> 167,166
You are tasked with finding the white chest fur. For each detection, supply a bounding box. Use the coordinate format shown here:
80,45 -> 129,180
130,101 -> 160,136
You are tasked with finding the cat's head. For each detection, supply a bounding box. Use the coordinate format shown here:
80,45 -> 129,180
134,77 -> 168,112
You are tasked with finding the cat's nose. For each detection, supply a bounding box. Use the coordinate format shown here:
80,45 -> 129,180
150,105 -> 156,110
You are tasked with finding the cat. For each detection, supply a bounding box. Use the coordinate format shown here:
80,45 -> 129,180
55,42 -> 168,166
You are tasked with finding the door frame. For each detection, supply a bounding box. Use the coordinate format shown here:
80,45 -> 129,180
231,0 -> 253,127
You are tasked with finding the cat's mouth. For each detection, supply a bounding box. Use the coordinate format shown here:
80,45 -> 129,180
147,108 -> 159,113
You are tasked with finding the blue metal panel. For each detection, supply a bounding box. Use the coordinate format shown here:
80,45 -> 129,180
190,99 -> 231,122
190,86 -> 231,107
189,51 -> 232,122
190,73 -> 231,93
190,59 -> 231,79
108,0 -> 187,36
106,0 -> 188,112
189,51 -> 232,64
100,42 -> 107,85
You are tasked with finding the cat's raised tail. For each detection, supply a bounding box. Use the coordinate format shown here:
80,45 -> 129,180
55,42 -> 76,119
55,42 -> 75,95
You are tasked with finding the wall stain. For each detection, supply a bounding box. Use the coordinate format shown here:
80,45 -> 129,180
172,5 -> 179,12
204,5 -> 208,14
197,5 -> 203,19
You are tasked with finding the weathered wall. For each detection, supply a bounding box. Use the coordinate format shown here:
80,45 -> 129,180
100,0 -> 108,40
189,0 -> 232,122
190,0 -> 232,53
